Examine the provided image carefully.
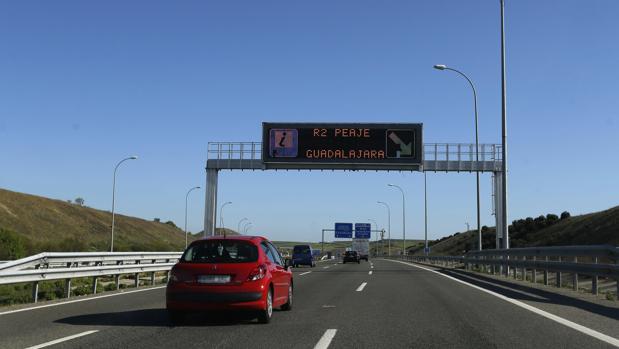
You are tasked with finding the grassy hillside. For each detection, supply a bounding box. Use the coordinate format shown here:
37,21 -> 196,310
415,205 -> 619,256
0,188 -> 200,258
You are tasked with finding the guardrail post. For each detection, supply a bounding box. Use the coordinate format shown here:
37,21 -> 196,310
134,273 -> 139,288
543,256 -> 549,285
92,277 -> 98,294
512,257 -> 517,279
592,257 -> 598,295
572,257 -> 578,292
531,256 -> 536,284
65,279 -> 71,298
150,272 -> 156,286
520,256 -> 525,281
556,257 -> 562,288
115,275 -> 121,290
32,281 -> 39,303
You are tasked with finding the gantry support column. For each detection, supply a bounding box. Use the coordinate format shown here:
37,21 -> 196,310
204,168 -> 219,237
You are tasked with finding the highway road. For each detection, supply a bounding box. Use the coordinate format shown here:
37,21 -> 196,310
1,258 -> 618,349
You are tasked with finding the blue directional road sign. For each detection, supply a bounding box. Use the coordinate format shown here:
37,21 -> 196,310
334,223 -> 353,238
355,223 -> 371,239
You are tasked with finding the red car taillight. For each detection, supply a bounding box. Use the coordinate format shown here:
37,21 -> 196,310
168,268 -> 188,284
247,264 -> 267,281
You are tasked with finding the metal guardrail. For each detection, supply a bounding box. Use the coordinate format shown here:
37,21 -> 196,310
0,252 -> 182,303
396,245 -> 619,298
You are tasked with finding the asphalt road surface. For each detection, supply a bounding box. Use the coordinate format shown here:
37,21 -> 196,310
1,259 -> 618,349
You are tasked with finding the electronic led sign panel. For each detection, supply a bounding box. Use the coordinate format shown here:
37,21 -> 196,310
262,123 -> 423,170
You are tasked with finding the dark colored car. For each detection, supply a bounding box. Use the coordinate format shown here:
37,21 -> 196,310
292,244 -> 315,268
343,250 -> 360,264
166,236 -> 293,324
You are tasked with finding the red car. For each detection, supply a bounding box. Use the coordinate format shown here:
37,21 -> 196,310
166,236 -> 293,324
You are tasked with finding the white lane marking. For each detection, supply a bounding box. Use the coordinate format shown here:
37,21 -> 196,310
299,271 -> 312,276
387,259 -> 619,347
370,265 -> 374,269
368,271 -> 373,275
314,329 -> 337,349
356,282 -> 367,292
25,330 -> 99,349
323,266 -> 330,269
0,286 -> 166,316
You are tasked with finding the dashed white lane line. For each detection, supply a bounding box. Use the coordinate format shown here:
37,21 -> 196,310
387,259 -> 619,348
323,266 -> 330,269
368,271 -> 373,275
299,271 -> 312,276
356,282 -> 368,292
25,330 -> 99,349
314,329 -> 337,349
0,286 -> 166,316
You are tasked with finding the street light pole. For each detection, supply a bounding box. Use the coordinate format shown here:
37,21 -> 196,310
184,186 -> 201,249
424,172 -> 428,255
110,155 -> 138,252
377,201 -> 391,256
219,201 -> 232,235
244,223 -> 253,234
368,219 -> 379,256
237,217 -> 248,234
388,184 -> 406,256
433,64 -> 482,251
500,0 -> 510,250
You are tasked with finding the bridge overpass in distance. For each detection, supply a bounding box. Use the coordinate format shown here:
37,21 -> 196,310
1,257 -> 618,349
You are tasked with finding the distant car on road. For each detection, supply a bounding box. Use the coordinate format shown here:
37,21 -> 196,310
342,250 -> 360,264
166,236 -> 293,324
292,244 -> 315,267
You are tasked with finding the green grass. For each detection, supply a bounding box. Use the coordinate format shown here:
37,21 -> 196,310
0,188 -> 198,257
415,206 -> 619,256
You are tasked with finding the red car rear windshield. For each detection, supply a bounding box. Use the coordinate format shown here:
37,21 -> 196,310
182,240 -> 258,263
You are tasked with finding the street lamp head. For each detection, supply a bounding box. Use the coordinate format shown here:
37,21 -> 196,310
433,64 -> 447,70
387,184 -> 394,187
129,155 -> 138,160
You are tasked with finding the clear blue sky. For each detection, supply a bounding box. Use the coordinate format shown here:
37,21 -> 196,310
1,1 -> 617,243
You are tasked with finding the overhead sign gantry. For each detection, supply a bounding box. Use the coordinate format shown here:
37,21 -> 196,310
204,122 -> 506,249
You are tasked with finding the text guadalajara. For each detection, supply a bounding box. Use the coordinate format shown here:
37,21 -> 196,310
307,128 -> 386,159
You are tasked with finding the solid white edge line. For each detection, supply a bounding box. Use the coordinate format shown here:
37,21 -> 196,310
369,271 -> 373,275
387,259 -> 619,347
314,329 -> 337,349
25,330 -> 99,349
299,271 -> 312,276
0,286 -> 166,316
356,282 -> 367,292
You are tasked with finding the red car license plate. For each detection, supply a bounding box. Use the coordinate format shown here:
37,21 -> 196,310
197,275 -> 231,284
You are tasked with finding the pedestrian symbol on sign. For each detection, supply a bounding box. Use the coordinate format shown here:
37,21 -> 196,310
386,130 -> 415,158
269,129 -> 298,157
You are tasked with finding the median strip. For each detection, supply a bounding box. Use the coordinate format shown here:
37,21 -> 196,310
356,282 -> 367,292
314,329 -> 337,349
25,330 -> 99,349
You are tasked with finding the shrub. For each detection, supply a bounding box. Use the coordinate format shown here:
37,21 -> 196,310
0,228 -> 27,260
560,211 -> 571,220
